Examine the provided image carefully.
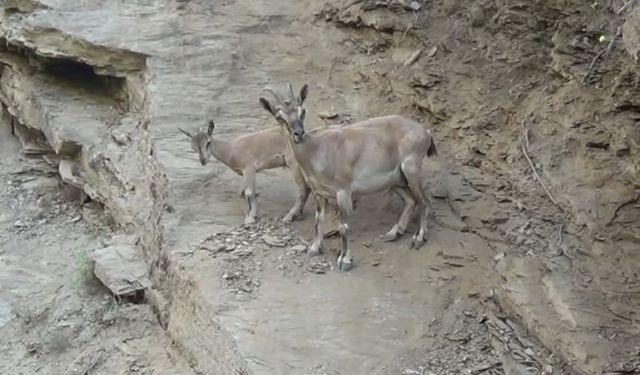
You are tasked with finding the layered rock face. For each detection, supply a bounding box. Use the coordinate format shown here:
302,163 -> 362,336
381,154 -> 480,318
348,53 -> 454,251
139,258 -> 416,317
2,1 -> 640,374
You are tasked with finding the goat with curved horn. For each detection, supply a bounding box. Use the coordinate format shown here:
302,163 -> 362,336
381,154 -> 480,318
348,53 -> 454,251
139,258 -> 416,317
259,83 -> 438,271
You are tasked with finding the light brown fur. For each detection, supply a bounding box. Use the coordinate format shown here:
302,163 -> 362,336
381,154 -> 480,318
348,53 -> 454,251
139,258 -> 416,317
179,120 -> 310,225
260,84 -> 437,271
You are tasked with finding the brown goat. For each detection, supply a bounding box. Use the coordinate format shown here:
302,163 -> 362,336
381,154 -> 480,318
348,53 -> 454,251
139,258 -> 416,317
179,120 -> 311,225
259,84 -> 437,271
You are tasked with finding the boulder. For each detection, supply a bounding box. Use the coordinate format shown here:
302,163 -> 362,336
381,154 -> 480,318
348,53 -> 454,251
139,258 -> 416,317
91,244 -> 150,299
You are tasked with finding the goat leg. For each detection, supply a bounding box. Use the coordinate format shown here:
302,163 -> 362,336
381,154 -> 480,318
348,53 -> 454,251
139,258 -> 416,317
382,186 -> 415,242
283,167 -> 310,222
242,168 -> 258,225
324,197 -> 360,237
402,160 -> 428,249
308,195 -> 327,256
336,190 -> 354,271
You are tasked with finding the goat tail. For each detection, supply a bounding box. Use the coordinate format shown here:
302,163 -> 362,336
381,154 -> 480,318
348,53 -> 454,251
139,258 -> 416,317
426,130 -> 438,157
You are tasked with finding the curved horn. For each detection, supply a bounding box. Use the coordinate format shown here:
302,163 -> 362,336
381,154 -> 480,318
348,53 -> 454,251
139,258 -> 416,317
178,128 -> 192,138
288,82 -> 295,102
261,87 -> 283,104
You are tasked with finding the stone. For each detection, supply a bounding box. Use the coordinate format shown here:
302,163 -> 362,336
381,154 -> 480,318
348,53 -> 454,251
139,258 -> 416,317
4,0 -> 49,13
111,130 -> 131,146
402,49 -> 422,67
90,244 -> 150,298
469,5 -> 486,27
623,8 -> 640,61
58,159 -> 84,189
0,301 -> 15,329
262,234 -> 286,247
289,244 -> 307,253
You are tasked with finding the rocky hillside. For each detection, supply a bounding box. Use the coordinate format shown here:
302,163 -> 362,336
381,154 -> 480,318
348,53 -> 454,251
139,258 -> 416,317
0,0 -> 638,374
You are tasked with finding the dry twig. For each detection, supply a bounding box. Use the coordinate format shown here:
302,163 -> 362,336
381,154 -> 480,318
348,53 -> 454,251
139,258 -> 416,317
617,0 -> 638,14
520,121 -> 566,214
556,223 -> 574,262
582,26 -> 622,84
327,58 -> 338,84
557,223 -> 564,245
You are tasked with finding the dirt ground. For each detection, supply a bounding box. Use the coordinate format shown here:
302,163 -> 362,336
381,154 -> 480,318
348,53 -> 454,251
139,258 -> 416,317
0,117 -> 195,374
1,0 -> 639,374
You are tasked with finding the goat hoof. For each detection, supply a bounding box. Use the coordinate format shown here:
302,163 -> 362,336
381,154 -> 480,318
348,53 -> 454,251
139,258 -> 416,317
281,215 -> 294,223
337,256 -> 353,272
409,237 -> 426,250
382,230 -> 402,242
244,217 -> 257,225
307,246 -> 321,257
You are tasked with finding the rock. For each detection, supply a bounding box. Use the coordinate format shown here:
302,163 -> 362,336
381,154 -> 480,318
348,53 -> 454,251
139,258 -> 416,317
614,141 -> 630,156
4,0 -> 50,13
481,210 -> 509,225
623,8 -> 640,61
289,244 -> 307,253
111,130 -> 131,146
0,301 -> 15,329
414,93 -> 448,120
402,49 -> 422,67
431,186 -> 448,199
263,234 -> 286,247
469,5 -> 487,27
318,111 -> 338,120
90,245 -> 150,299
58,159 -> 85,191
443,0 -> 460,15
410,71 -> 444,90
585,139 -> 609,150
306,259 -> 330,274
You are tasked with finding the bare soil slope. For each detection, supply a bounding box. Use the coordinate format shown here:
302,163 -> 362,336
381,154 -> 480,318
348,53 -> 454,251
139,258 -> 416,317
0,0 -> 638,374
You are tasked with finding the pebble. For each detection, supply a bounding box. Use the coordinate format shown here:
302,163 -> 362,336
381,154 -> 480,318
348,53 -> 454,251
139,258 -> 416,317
469,5 -> 486,27
263,234 -> 286,247
289,244 -> 307,253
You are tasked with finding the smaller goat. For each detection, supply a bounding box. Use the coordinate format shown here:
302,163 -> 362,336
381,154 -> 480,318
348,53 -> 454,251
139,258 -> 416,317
179,120 -> 311,225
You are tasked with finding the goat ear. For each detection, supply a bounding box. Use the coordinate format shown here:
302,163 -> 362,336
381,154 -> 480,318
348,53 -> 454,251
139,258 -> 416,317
259,97 -> 276,116
207,120 -> 215,136
299,84 -> 309,104
178,128 -> 192,138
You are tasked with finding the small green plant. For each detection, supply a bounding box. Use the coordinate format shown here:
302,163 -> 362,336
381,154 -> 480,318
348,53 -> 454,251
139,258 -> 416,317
70,250 -> 96,290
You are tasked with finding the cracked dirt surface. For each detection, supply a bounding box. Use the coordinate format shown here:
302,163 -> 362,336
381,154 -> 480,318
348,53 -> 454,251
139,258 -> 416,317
0,116 -> 194,375
1,0 -> 639,374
